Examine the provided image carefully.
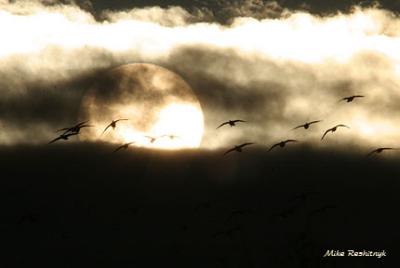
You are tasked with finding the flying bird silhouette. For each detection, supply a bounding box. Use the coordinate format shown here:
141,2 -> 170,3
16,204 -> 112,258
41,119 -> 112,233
57,121 -> 91,135
268,140 -> 298,152
223,143 -> 254,156
145,136 -> 159,144
49,132 -> 79,144
161,134 -> 180,140
339,95 -> 365,103
102,119 -> 128,134
367,147 -> 398,157
114,142 -> 135,152
321,124 -> 350,140
292,120 -> 322,130
216,120 -> 246,129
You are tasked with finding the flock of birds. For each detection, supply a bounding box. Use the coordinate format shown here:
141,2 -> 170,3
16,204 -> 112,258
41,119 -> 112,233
49,118 -> 180,152
49,94 -> 397,157
220,94 -> 398,157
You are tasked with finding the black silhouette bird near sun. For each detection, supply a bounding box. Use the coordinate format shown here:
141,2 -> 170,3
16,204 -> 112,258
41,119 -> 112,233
216,119 -> 246,129
321,124 -> 350,140
268,140 -> 298,152
223,143 -> 254,156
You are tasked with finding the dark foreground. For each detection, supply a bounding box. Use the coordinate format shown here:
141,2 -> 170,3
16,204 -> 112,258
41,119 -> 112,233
1,143 -> 399,267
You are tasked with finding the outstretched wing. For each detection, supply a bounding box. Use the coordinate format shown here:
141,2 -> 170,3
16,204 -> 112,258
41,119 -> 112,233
338,97 -> 348,102
102,123 -> 113,135
336,124 -> 350,129
223,147 -> 236,156
239,142 -> 254,148
284,139 -> 298,144
321,129 -> 331,140
309,120 -> 322,125
216,122 -> 229,129
233,120 -> 246,123
113,145 -> 124,152
366,149 -> 378,157
48,135 -> 63,144
268,143 -> 280,152
292,124 -> 305,130
115,118 -> 129,123
353,95 -> 365,98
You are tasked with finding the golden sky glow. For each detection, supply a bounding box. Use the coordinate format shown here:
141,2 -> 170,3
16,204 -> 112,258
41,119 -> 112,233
1,2 -> 400,151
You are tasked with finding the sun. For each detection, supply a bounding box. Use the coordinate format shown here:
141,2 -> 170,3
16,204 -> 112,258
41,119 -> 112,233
79,63 -> 204,149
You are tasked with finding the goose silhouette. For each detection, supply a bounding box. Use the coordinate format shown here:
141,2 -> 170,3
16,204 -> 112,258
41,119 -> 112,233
114,142 -> 135,152
223,143 -> 254,155
161,134 -> 180,140
321,124 -> 350,140
145,136 -> 159,144
268,140 -> 297,152
102,119 -> 128,134
49,132 -> 79,144
367,147 -> 398,157
293,120 -> 322,130
57,121 -> 92,135
217,119 -> 246,129
339,95 -> 364,103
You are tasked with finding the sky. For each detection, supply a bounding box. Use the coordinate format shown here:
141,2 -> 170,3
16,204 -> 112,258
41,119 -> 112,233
2,1 -> 400,267
1,1 -> 400,153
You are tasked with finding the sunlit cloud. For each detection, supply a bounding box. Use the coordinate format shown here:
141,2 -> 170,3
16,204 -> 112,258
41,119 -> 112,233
1,1 -> 400,151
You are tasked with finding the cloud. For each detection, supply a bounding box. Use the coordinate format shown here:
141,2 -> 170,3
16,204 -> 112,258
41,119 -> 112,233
1,1 -> 400,150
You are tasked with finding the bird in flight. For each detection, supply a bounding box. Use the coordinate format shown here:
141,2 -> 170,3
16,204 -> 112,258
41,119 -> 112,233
292,120 -> 322,130
102,119 -> 128,134
145,136 -> 159,144
57,121 -> 92,135
268,140 -> 297,152
216,119 -> 246,129
114,142 -> 135,152
49,132 -> 79,144
367,147 -> 398,157
223,143 -> 254,156
161,134 -> 180,140
321,124 -> 350,140
339,95 -> 365,103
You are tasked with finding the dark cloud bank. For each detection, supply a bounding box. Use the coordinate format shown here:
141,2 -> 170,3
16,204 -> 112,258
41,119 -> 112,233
1,143 -> 400,267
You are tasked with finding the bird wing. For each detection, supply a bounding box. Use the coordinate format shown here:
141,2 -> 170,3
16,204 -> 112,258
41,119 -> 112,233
239,142 -> 254,148
321,129 -> 331,140
48,136 -> 63,144
354,95 -> 365,98
116,118 -> 129,122
102,123 -> 112,134
366,149 -> 378,157
233,120 -> 246,123
292,124 -> 305,130
113,145 -> 124,152
56,127 -> 71,132
75,120 -> 89,127
336,124 -> 350,129
284,139 -> 298,144
309,120 -> 322,125
223,148 -> 236,156
268,143 -> 280,152
216,122 -> 229,129
66,132 -> 79,138
338,97 -> 348,102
